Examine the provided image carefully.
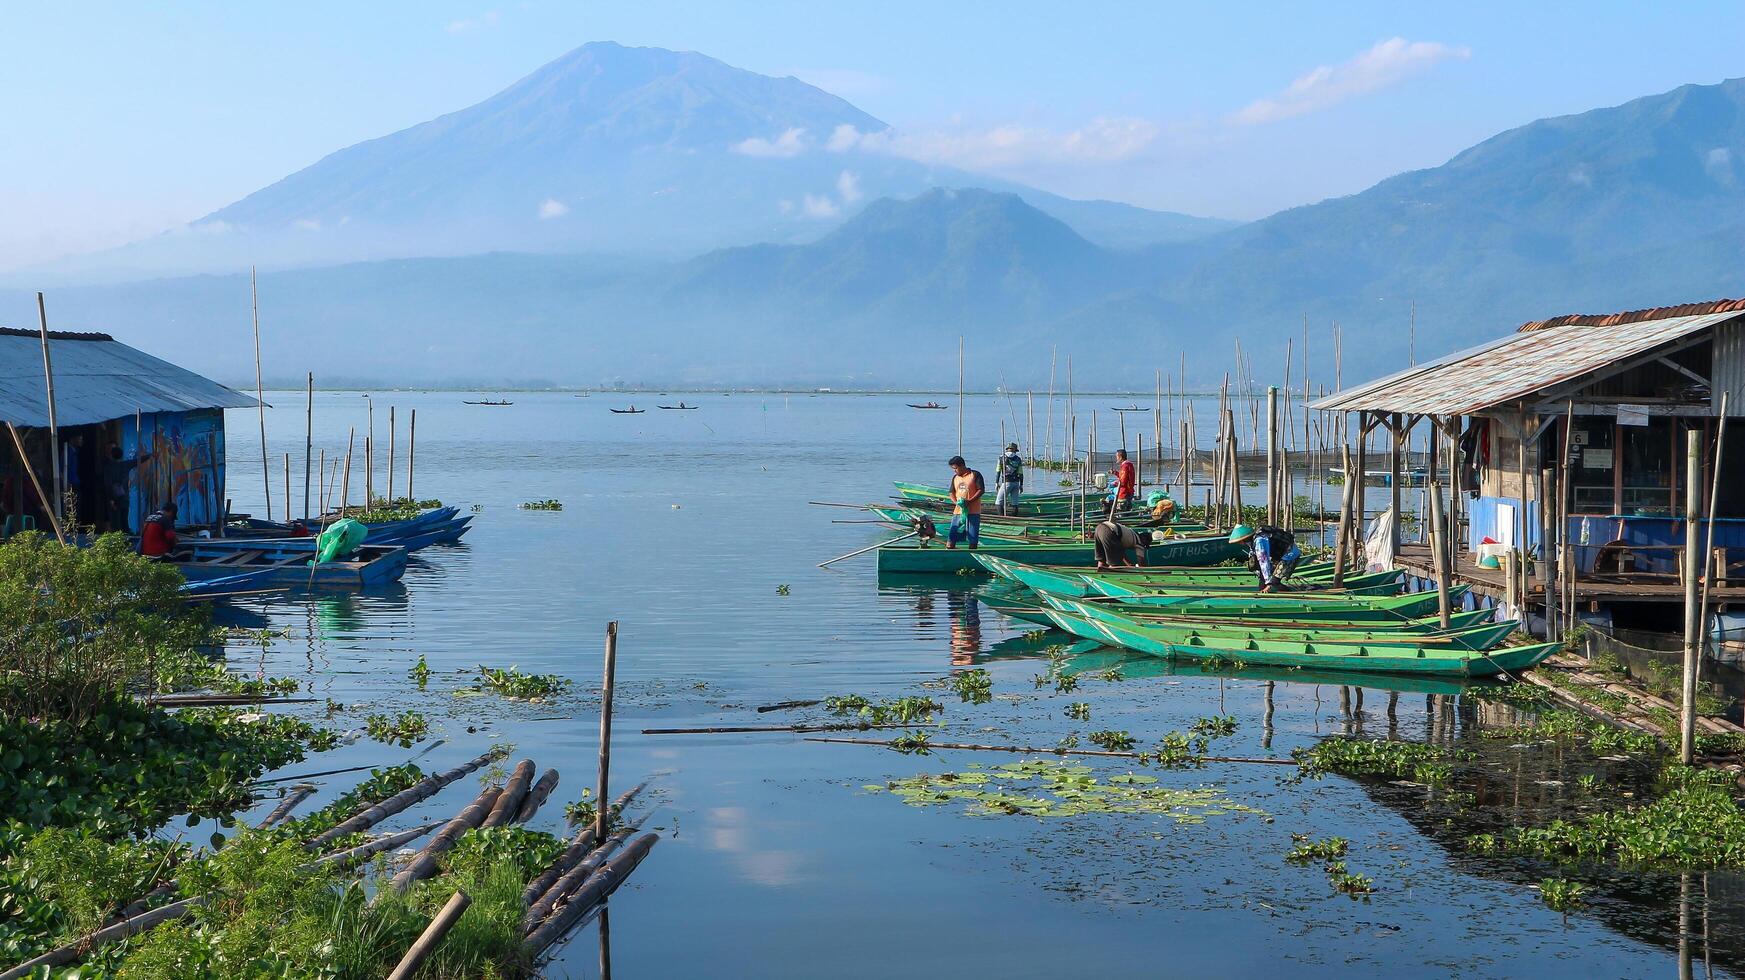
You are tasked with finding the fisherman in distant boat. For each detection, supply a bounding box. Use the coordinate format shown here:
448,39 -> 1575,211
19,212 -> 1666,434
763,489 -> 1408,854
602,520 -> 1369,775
1105,449 -> 1137,518
1230,523 -> 1300,593
140,502 -> 178,558
1093,520 -> 1153,570
995,442 -> 1024,515
945,455 -> 983,550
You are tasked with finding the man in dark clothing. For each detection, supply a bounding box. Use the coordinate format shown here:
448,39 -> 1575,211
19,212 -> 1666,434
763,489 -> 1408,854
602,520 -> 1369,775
995,443 -> 1023,515
140,502 -> 178,557
1230,524 -> 1301,592
1093,520 -> 1153,570
101,445 -> 142,533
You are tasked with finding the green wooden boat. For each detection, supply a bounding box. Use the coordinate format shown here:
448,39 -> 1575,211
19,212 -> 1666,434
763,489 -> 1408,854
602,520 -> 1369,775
1043,607 -> 1556,677
868,504 -> 1205,538
1038,593 -> 1523,651
977,581 -> 1497,634
1049,647 -> 1480,696
1086,572 -> 1404,599
876,532 -> 1241,575
977,555 -> 1401,599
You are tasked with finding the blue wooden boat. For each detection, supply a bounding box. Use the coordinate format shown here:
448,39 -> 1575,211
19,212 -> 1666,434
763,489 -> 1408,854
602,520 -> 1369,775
170,541 -> 409,588
178,567 -> 283,600
231,507 -> 460,543
206,515 -> 472,556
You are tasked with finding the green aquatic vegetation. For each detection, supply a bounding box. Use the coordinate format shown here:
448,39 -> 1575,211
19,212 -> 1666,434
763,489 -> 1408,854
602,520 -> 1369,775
1285,835 -> 1349,863
347,497 -> 444,524
1466,682 -> 1552,710
0,827 -> 187,943
1291,737 -> 1467,787
1153,731 -> 1207,768
1190,715 -> 1238,739
1054,672 -> 1080,694
889,730 -> 934,754
1098,667 -> 1124,682
1469,765 -> 1745,870
471,665 -> 571,701
409,654 -> 431,688
865,758 -> 1265,822
518,499 -> 563,511
1481,708 -> 1662,756
1064,702 -> 1091,721
363,709 -> 429,748
776,583 -> 791,596
1326,863 -> 1374,896
949,668 -> 993,704
280,764 -> 424,840
1088,730 -> 1136,752
1540,877 -> 1587,912
823,694 -> 941,725
1199,653 -> 1248,670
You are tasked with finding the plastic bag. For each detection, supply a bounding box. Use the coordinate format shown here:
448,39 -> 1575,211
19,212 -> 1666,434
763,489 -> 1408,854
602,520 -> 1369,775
313,518 -> 367,564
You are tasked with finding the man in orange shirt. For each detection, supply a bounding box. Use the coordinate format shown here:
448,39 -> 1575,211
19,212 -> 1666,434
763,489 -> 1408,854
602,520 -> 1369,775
946,455 -> 984,550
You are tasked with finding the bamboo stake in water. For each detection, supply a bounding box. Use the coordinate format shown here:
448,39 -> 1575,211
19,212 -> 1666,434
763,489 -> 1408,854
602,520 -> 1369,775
1266,386 -> 1278,526
408,409 -> 417,502
1428,480 -> 1451,629
341,427 -> 355,513
303,373 -> 313,520
1332,444 -> 1354,587
388,406 -> 396,503
366,398 -> 375,509
1681,428 -> 1703,764
956,336 -> 964,456
283,453 -> 291,524
35,294 -> 62,522
596,622 -> 619,844
250,268 -> 271,519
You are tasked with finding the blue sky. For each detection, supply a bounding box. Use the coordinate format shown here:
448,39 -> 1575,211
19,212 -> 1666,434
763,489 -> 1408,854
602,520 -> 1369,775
2,1 -> 1742,268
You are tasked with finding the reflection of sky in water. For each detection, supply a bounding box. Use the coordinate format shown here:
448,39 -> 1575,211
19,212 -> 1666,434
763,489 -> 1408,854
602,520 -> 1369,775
205,391 -> 1731,977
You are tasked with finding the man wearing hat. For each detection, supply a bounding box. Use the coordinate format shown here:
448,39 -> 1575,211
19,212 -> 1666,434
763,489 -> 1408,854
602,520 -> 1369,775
1229,523 -> 1300,593
994,442 -> 1024,515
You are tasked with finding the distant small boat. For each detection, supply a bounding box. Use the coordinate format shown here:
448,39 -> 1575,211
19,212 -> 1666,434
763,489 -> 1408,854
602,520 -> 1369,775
1109,405 -> 1148,412
464,399 -> 514,406
907,402 -> 948,410
610,407 -> 645,414
658,402 -> 698,410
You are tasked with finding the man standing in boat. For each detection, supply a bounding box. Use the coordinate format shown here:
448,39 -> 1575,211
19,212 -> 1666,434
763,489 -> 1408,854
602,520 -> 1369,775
995,442 -> 1024,515
945,455 -> 983,550
1093,520 -> 1153,570
1106,449 -> 1137,518
1230,524 -> 1300,592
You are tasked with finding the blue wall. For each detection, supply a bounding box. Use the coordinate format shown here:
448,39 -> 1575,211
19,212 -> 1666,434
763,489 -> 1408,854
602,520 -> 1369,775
1466,492 -> 1745,574
117,409 -> 226,530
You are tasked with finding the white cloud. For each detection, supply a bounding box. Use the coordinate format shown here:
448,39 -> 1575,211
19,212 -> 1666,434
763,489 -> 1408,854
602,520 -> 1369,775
292,218 -> 321,232
445,10 -> 499,34
538,198 -> 569,219
731,128 -> 809,158
801,194 -> 839,219
826,124 -> 864,153
1568,166 -> 1592,188
1707,147 -> 1735,185
835,170 -> 862,203
777,199 -> 796,215
1230,38 -> 1470,125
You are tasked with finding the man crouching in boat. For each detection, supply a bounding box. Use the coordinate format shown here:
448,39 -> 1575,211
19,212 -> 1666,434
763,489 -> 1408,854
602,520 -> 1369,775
945,455 -> 984,550
1230,524 -> 1299,593
1094,520 -> 1153,570
140,502 -> 178,558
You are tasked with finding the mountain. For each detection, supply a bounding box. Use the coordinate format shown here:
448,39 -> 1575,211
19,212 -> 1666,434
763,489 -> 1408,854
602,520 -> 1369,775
6,77 -> 1744,389
49,42 -> 1231,279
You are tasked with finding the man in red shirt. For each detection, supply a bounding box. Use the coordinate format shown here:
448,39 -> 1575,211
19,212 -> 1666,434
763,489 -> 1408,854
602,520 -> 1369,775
1106,449 -> 1137,519
140,502 -> 178,557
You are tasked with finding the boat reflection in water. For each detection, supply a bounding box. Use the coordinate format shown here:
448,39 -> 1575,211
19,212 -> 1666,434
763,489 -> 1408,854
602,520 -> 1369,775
947,590 -> 982,666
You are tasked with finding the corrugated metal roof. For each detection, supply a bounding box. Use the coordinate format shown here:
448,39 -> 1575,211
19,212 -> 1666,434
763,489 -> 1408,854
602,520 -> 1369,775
1312,309 -> 1745,416
0,331 -> 257,427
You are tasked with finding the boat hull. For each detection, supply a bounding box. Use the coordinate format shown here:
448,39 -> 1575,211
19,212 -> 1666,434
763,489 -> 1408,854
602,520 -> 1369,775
877,534 -> 1240,575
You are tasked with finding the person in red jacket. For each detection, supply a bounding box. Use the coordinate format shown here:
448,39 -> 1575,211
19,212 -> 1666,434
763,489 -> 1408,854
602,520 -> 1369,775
1106,449 -> 1137,518
140,502 -> 178,557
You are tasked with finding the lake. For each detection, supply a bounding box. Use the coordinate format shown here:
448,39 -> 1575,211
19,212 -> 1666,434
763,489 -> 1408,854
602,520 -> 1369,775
214,389 -> 1735,978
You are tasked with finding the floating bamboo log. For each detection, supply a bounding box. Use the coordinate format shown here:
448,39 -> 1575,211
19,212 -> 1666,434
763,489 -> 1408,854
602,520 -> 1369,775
524,834 -> 659,960
524,818 -> 645,929
314,821 -> 444,869
803,736 -> 1296,765
483,759 -> 537,828
755,699 -> 822,713
257,784 -> 316,828
305,747 -> 506,850
387,890 -> 471,980
388,785 -> 502,892
641,722 -> 923,735
513,769 -> 562,825
525,782 -> 647,907
0,897 -> 204,979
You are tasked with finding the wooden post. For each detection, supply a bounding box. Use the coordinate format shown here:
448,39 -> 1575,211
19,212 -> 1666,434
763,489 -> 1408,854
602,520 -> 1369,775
1541,466 -> 1559,641
303,373 -> 314,520
1389,413 -> 1403,556
1354,414 -> 1369,563
386,890 -> 471,980
1332,444 -> 1354,586
1265,386 -> 1278,526
341,427 -> 355,513
366,398 -> 375,509
956,336 -> 964,456
1045,347 -> 1056,466
7,423 -> 65,544
250,268 -> 271,519
408,409 -> 417,502
283,453 -> 291,524
318,449 -> 326,515
1681,428 -> 1702,764
35,294 -> 62,521
1428,480 -> 1452,629
595,621 -> 620,843
388,406 -> 397,503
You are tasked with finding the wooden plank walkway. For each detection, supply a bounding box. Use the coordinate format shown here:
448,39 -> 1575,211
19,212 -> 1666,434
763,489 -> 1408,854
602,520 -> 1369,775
1394,543 -> 1745,605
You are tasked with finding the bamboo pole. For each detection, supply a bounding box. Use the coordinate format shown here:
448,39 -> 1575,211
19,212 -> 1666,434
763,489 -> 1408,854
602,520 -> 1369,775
1266,386 -> 1278,526
282,453 -> 291,523
523,783 -> 647,907
956,336 -> 964,455
1698,395 -> 1730,688
803,735 -> 1296,764
386,890 -> 471,980
818,530 -> 918,567
250,269 -> 271,518
388,405 -> 396,503
1682,428 -> 1703,764
523,834 -> 658,959
483,759 -> 537,829
34,294 -> 61,522
341,427 -> 354,513
1332,444 -> 1354,587
1045,347 -> 1056,465
303,373 -> 313,519
513,769 -> 562,825
306,747 -> 508,850
408,408 -> 417,502
317,449 -> 326,515
257,785 -> 316,829
596,622 -> 618,844
388,785 -> 502,892
6,423 -> 64,543
1428,480 -> 1452,629
366,398 -> 374,508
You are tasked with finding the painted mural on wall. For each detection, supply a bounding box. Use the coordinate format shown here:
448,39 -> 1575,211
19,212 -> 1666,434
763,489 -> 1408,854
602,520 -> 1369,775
118,409 -> 226,530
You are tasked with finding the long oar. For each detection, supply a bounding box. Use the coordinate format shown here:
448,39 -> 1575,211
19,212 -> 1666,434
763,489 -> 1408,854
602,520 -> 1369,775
818,531 -> 918,568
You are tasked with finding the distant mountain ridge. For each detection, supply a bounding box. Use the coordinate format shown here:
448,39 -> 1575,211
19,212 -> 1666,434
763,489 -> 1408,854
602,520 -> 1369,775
44,42 -> 1232,279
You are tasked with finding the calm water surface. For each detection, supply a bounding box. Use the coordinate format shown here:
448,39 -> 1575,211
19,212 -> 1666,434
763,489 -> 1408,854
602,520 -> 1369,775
212,391 -> 1735,978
